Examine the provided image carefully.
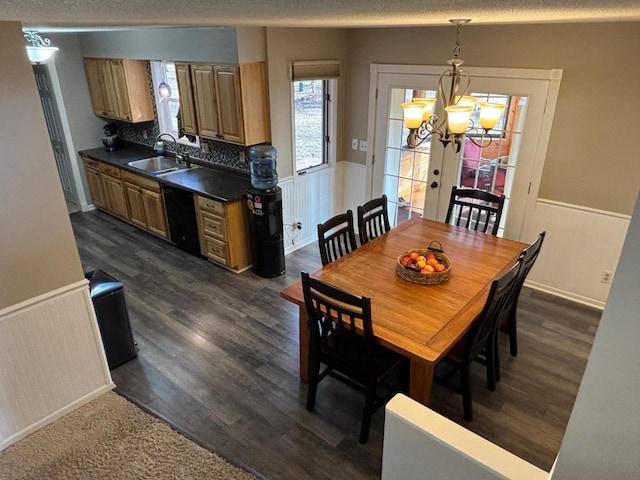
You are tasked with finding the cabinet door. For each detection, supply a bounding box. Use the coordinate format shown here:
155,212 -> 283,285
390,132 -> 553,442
84,164 -> 107,209
110,60 -> 133,121
191,64 -> 220,139
175,63 -> 198,135
142,189 -> 168,238
124,182 -> 147,227
97,59 -> 120,118
102,174 -> 129,218
214,65 -> 244,144
83,58 -> 108,117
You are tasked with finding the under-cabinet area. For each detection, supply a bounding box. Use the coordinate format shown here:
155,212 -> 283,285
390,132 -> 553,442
81,150 -> 252,273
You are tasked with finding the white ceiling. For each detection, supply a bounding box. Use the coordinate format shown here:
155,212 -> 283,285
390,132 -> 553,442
10,0 -> 640,31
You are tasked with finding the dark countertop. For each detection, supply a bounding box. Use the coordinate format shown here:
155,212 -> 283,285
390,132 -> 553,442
79,143 -> 251,203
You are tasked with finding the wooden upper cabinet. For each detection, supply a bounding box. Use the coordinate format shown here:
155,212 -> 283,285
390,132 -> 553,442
191,64 -> 220,139
83,57 -> 154,123
188,61 -> 270,146
175,62 -> 198,135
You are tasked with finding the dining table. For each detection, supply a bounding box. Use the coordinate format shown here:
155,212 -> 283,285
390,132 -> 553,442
280,217 -> 527,406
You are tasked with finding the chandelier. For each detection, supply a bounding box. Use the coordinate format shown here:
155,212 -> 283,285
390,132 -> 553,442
24,30 -> 59,64
401,19 -> 505,153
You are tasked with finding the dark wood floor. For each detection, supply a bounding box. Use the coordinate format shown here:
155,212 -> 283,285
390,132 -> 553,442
71,210 -> 601,480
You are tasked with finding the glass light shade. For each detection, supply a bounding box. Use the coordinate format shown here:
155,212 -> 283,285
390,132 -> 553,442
412,98 -> 437,121
445,105 -> 474,134
26,46 -> 58,64
402,102 -> 426,129
158,81 -> 172,98
479,102 -> 506,130
454,95 -> 478,108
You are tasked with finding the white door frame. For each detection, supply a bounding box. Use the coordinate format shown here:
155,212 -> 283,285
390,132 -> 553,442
366,63 -> 563,241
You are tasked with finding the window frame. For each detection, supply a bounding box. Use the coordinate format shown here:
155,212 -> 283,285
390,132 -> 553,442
150,60 -> 200,148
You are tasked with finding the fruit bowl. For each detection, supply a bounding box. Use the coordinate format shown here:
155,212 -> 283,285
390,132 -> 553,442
396,242 -> 452,285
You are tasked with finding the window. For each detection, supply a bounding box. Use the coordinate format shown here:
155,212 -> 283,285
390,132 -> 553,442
151,61 -> 199,147
291,60 -> 340,173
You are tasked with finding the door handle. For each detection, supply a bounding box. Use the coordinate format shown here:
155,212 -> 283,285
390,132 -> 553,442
430,182 -> 438,188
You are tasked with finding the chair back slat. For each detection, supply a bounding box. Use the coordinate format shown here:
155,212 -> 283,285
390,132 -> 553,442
317,210 -> 358,266
357,195 -> 391,244
445,186 -> 505,235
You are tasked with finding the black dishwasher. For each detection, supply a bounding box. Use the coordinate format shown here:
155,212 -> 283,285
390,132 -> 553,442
163,186 -> 201,256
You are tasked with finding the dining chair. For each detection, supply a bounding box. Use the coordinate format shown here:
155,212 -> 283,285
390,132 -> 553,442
499,231 -> 547,357
433,259 -> 521,421
444,186 -> 506,236
317,210 -> 358,266
301,272 -> 408,443
357,194 -> 391,245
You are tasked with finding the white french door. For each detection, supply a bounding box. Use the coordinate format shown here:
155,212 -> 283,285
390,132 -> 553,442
367,64 -> 562,240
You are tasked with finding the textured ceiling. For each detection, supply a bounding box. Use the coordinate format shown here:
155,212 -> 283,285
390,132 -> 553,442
10,0 -> 640,31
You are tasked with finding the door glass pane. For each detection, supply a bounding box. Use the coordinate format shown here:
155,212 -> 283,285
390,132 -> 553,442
457,94 -> 528,236
383,87 -> 436,226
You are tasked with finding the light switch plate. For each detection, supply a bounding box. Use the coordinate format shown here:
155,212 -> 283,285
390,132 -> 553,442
359,140 -> 368,152
352,138 -> 359,150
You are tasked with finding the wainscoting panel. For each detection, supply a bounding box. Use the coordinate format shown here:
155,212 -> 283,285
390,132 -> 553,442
524,199 -> 630,309
0,281 -> 114,450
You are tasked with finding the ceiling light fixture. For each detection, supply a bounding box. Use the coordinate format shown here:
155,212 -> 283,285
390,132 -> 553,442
23,30 -> 59,64
401,19 -> 505,153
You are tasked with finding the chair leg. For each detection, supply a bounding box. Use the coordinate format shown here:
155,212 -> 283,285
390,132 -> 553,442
359,382 -> 377,444
494,333 -> 501,383
460,364 -> 473,421
509,308 -> 518,357
306,363 -> 320,411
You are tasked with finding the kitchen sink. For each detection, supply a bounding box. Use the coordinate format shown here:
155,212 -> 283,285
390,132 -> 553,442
127,156 -> 195,175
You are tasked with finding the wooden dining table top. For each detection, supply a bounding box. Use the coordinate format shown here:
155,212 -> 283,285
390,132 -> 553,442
281,217 -> 527,366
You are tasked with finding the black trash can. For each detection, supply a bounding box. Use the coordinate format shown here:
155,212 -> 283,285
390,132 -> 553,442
85,270 -> 137,370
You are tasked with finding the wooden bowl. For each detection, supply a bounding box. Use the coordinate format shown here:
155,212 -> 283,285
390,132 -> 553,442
395,248 -> 452,285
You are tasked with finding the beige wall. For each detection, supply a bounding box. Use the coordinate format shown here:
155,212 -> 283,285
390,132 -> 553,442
0,21 -> 85,308
343,22 -> 640,215
266,28 -> 348,179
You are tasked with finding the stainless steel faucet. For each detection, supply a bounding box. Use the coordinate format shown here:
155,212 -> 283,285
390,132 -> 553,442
154,133 -> 181,164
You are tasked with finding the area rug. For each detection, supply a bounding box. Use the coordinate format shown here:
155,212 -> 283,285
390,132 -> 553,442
0,391 -> 258,480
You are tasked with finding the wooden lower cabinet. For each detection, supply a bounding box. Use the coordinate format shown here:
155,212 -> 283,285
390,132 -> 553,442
195,195 -> 251,272
122,170 -> 168,238
82,157 -> 107,209
100,164 -> 129,219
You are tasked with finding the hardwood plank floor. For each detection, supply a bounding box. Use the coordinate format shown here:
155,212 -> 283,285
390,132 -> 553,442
71,210 -> 601,479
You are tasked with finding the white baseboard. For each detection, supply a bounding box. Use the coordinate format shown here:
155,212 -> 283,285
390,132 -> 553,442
524,280 -> 605,310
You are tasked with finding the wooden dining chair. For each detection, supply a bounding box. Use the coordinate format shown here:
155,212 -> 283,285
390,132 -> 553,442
499,231 -> 547,357
357,195 -> 391,245
301,272 -> 408,444
433,259 -> 521,421
317,210 -> 358,266
445,186 -> 505,236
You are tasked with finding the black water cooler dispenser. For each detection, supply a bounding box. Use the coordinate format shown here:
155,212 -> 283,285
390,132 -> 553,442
246,145 -> 285,277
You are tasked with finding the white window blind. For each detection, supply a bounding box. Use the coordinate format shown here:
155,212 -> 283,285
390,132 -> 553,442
290,60 -> 341,81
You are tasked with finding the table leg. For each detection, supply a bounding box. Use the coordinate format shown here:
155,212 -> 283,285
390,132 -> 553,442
409,360 -> 435,407
298,305 -> 309,383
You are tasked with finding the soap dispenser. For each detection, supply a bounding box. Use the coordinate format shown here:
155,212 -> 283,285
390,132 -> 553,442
154,140 -> 165,156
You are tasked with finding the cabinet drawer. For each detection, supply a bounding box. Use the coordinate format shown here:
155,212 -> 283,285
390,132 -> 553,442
82,157 -> 100,169
201,211 -> 226,240
197,195 -> 225,216
202,235 -> 228,265
122,170 -> 162,192
100,164 -> 121,178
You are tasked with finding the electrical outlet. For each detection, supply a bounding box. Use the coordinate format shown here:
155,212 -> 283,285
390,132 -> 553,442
601,270 -> 613,284
142,129 -> 148,139
352,138 -> 359,150
359,140 -> 368,152
295,221 -> 303,230
201,142 -> 210,153
239,151 -> 245,163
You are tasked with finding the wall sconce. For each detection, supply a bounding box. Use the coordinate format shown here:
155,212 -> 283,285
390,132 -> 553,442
24,30 -> 59,64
